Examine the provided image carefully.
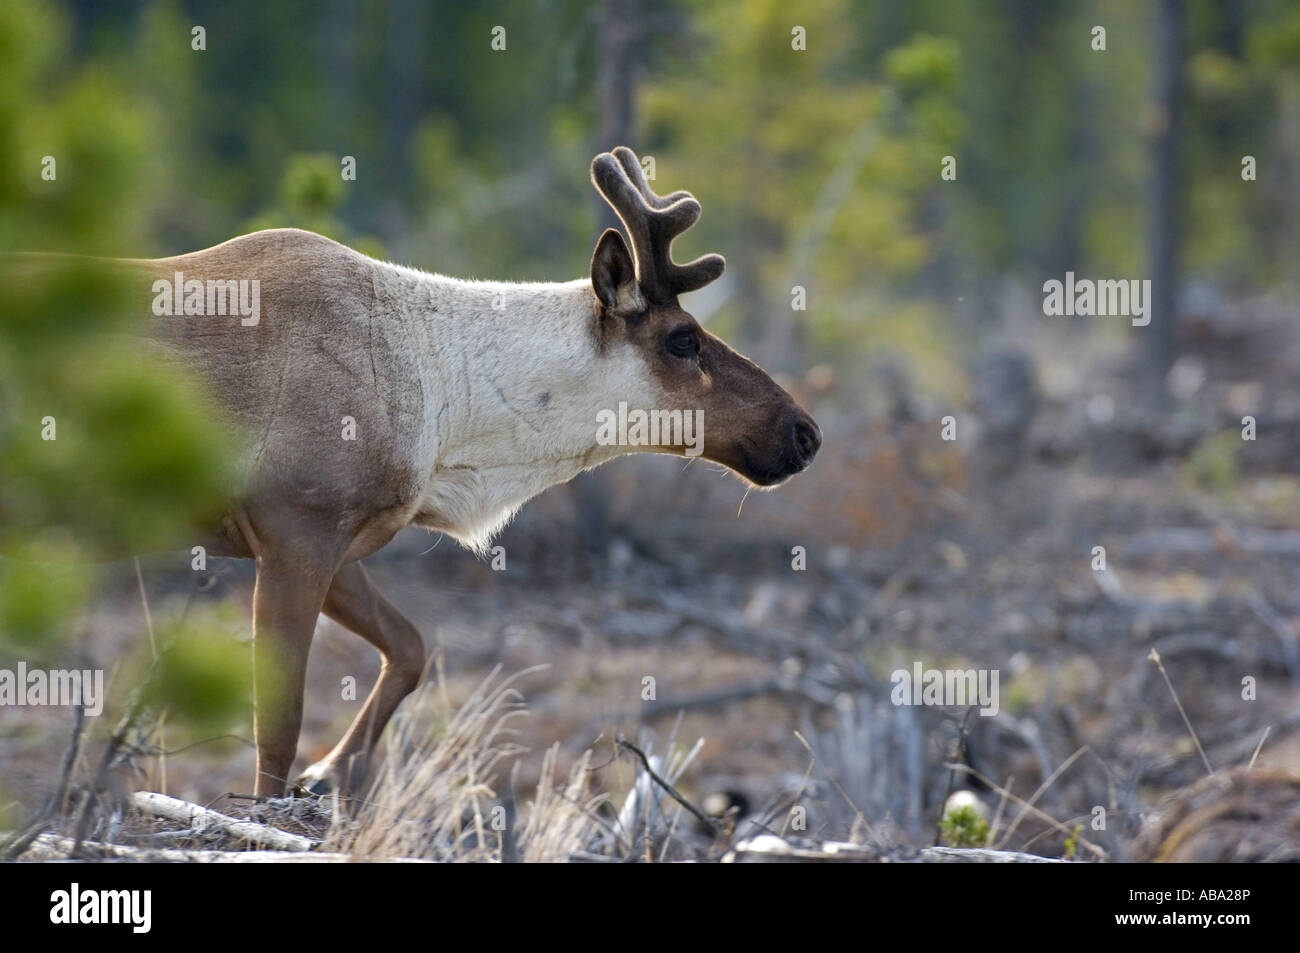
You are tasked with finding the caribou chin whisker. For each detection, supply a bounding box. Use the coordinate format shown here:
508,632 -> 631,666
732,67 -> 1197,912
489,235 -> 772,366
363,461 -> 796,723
737,486 -> 753,518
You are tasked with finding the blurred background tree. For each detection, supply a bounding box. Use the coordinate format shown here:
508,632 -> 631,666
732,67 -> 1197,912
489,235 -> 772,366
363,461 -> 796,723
21,0 -> 1287,396
0,0 -> 248,748
4,0 -> 1296,620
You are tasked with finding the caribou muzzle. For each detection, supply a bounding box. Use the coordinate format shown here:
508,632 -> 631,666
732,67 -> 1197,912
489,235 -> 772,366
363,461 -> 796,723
733,409 -> 822,487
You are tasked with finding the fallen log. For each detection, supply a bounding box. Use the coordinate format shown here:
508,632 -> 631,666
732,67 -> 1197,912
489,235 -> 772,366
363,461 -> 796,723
1121,526 -> 1300,558
722,834 -> 1071,863
18,833 -> 430,863
128,792 -> 318,852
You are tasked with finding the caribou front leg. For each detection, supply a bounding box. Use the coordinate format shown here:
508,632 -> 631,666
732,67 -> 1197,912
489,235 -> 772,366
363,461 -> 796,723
294,560 -> 427,796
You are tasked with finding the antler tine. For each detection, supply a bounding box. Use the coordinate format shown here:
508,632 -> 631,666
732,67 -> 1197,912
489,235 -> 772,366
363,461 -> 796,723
611,146 -> 693,211
591,152 -> 659,286
590,148 -> 725,301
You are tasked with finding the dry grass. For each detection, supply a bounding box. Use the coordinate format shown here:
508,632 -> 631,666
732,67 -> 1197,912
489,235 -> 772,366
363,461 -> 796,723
323,660 -> 607,862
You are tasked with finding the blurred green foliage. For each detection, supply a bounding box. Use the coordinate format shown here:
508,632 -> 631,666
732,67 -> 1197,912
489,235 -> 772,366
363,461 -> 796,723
137,605 -> 251,731
0,0 -> 236,668
243,152 -> 385,258
0,0 -> 1284,395
1183,430 -> 1241,494
939,802 -> 990,848
0,554 -> 90,650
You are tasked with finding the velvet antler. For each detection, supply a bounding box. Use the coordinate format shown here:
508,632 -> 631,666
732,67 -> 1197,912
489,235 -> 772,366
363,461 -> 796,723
590,146 -> 725,302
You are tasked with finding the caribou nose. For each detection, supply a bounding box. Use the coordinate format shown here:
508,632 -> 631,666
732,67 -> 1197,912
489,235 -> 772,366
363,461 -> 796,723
791,415 -> 821,467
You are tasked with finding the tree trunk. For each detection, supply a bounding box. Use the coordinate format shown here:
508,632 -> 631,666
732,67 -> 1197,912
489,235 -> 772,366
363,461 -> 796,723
575,0 -> 642,558
1144,0 -> 1185,409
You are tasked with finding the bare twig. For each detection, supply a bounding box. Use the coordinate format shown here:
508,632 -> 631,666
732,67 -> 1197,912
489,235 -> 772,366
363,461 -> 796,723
793,729 -> 868,839
985,775 -> 1014,848
134,558 -> 166,794
1248,726 -> 1271,769
0,700 -> 88,859
70,647 -> 169,855
933,708 -> 975,845
944,762 -> 1108,860
995,746 -> 1088,850
1148,648 -> 1213,777
54,704 -> 86,816
617,737 -> 715,837
1244,590 -> 1300,683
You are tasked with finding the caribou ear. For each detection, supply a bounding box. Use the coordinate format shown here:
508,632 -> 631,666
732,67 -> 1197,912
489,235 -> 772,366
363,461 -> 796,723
590,228 -> 643,315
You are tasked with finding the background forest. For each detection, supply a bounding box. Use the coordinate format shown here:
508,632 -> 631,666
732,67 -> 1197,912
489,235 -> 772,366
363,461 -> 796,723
3,0 -> 1300,862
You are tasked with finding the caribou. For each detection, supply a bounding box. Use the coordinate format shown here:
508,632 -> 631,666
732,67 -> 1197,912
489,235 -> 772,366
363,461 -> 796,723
38,148 -> 822,797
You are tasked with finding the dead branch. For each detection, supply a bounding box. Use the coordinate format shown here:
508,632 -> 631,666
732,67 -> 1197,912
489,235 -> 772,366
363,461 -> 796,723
1244,590 -> 1300,682
1122,526 -> 1300,558
723,834 -> 1072,863
617,737 -> 716,837
17,833 -> 429,863
128,792 -> 319,852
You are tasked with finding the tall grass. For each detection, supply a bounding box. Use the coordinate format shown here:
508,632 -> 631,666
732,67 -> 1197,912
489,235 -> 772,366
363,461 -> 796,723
325,662 -> 607,862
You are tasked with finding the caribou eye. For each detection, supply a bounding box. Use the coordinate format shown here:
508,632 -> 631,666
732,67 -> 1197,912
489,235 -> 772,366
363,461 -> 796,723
666,327 -> 699,358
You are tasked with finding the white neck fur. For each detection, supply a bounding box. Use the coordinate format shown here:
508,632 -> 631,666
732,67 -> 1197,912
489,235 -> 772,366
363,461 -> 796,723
377,262 -> 662,552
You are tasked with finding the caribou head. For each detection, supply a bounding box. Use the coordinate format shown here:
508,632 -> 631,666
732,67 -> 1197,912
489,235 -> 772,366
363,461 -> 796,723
587,147 -> 820,486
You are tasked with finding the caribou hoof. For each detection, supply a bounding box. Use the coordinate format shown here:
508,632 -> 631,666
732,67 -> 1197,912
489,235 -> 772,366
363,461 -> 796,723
293,762 -> 341,798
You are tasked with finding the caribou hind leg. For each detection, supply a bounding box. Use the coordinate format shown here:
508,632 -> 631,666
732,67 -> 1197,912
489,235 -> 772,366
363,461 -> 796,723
293,560 -> 427,797
250,548 -> 338,797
